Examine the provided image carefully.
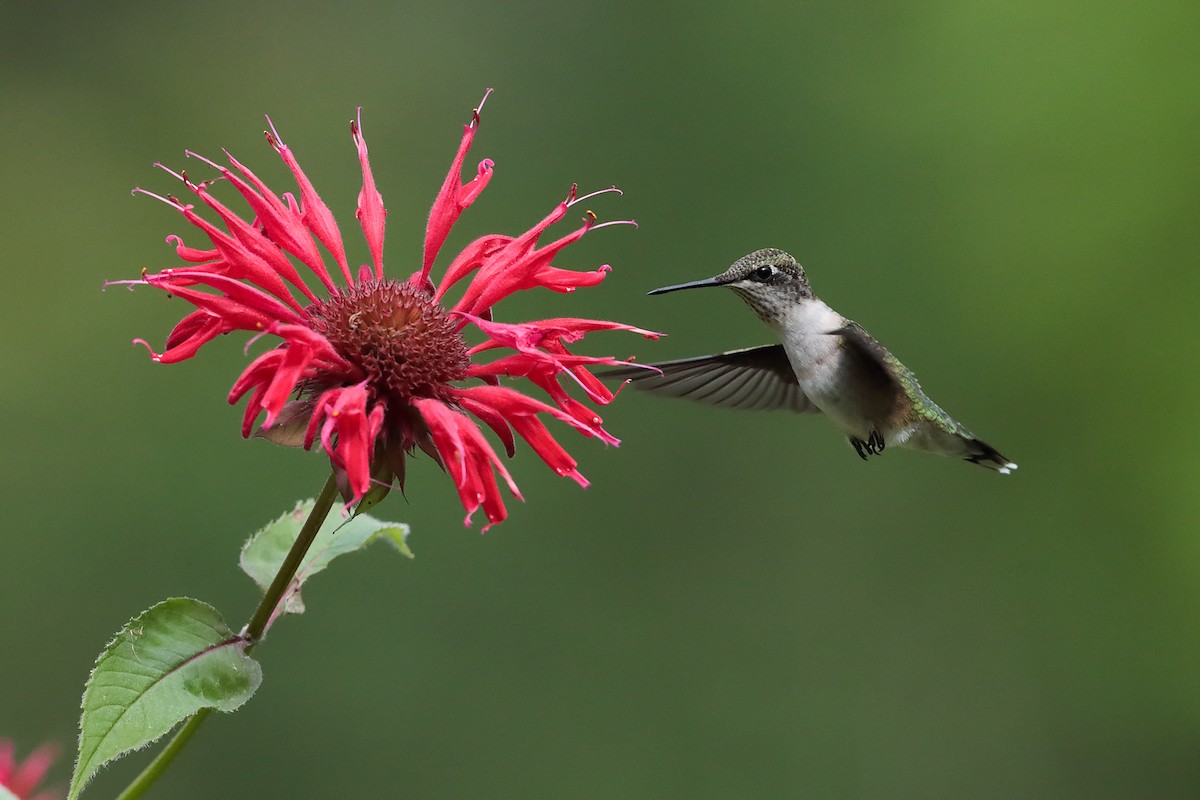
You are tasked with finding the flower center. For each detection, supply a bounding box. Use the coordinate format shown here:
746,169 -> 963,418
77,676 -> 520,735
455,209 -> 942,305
308,280 -> 470,405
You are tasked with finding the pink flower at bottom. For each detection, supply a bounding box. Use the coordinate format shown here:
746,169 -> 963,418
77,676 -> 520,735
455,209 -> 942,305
0,740 -> 58,800
116,91 -> 658,529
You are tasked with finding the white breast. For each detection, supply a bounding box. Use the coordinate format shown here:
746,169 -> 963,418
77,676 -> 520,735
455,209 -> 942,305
773,299 -> 873,438
772,299 -> 844,384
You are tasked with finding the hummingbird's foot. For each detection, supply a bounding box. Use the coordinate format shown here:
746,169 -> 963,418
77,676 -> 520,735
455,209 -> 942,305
850,429 -> 886,460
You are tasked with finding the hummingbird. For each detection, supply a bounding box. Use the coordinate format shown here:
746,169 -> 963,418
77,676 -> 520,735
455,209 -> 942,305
606,248 -> 1016,473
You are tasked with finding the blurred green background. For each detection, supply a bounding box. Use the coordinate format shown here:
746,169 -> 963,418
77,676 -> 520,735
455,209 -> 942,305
3,1 -> 1199,798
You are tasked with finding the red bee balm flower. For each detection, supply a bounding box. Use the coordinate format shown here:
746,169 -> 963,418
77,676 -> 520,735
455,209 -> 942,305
0,739 -> 58,800
119,91 -> 657,529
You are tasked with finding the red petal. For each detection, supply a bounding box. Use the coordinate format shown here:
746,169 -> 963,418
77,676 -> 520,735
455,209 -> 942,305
418,93 -> 495,288
176,204 -> 305,313
431,234 -> 511,301
414,397 -> 520,530
310,384 -> 381,503
165,234 -> 217,263
450,198 -> 568,317
221,152 -> 339,293
4,742 -> 57,797
186,181 -> 319,303
156,309 -> 225,363
456,394 -> 516,458
146,269 -> 307,330
352,110 -> 387,281
458,384 -> 598,487
267,119 -> 352,285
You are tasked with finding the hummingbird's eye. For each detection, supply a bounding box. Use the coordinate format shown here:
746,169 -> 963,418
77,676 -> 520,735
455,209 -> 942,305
753,265 -> 775,281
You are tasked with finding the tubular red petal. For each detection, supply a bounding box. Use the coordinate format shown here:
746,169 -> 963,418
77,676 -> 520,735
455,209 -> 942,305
468,349 -> 626,411
237,381 -> 270,437
352,110 -> 387,280
419,93 -> 495,287
186,179 -> 319,303
506,365 -> 621,445
566,363 -> 614,405
312,384 -> 379,502
228,333 -> 348,440
450,199 -> 569,317
166,234 -> 218,263
268,321 -> 355,372
222,151 -> 339,293
176,204 -> 305,313
138,310 -> 225,364
303,387 -> 337,450
457,394 -> 517,458
164,309 -> 221,351
532,264 -> 611,293
415,397 -> 520,529
473,224 -> 603,310
260,340 -> 315,426
519,316 -> 663,343
458,385 -> 593,486
267,119 -> 353,285
459,384 -> 593,434
228,348 -> 285,405
146,270 -> 308,329
509,414 -> 589,487
431,234 -> 511,300
3,741 -> 57,798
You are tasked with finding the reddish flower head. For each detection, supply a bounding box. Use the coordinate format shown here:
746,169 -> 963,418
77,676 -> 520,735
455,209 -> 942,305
0,739 -> 58,800
117,91 -> 658,529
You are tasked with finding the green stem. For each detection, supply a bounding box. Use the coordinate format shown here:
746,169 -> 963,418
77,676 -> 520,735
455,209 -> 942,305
244,472 -> 341,647
113,710 -> 210,800
113,472 -> 342,800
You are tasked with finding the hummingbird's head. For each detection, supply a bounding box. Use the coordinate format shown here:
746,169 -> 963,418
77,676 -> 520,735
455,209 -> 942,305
648,248 -> 812,324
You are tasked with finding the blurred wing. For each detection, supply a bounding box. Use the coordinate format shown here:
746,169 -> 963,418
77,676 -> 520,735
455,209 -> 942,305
603,344 -> 820,413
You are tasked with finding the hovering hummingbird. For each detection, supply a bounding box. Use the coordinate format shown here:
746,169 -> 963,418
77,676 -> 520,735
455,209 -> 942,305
606,248 -> 1016,473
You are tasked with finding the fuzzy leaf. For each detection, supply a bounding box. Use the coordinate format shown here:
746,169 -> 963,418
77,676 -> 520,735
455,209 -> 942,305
70,598 -> 261,800
239,499 -> 412,617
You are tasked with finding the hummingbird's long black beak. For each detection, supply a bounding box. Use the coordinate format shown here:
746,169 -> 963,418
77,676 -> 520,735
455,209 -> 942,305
647,276 -> 727,295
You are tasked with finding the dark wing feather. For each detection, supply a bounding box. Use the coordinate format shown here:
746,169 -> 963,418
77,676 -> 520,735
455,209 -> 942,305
832,321 -> 971,436
601,344 -> 820,413
827,323 -> 905,407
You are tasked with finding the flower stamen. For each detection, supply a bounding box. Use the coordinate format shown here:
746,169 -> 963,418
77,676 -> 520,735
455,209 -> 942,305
569,185 -> 623,207
589,218 -> 639,232
472,87 -> 494,128
131,187 -> 184,210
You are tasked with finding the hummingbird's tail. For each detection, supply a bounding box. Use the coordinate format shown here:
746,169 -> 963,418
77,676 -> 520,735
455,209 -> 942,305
963,438 -> 1018,475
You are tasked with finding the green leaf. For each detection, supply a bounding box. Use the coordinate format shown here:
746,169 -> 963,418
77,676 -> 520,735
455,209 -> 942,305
69,598 -> 261,800
240,499 -> 412,617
